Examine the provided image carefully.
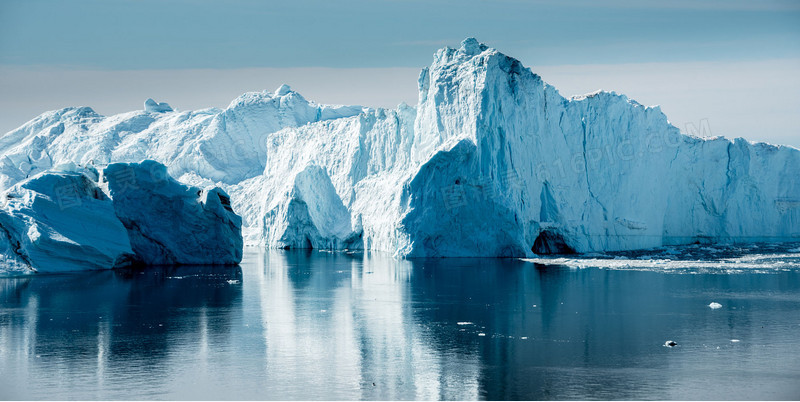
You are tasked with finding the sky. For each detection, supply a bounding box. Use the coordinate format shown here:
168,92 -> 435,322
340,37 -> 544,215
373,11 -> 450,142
1,0 -> 799,146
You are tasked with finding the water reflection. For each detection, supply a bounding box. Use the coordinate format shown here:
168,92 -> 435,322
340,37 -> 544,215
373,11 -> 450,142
1,251 -> 799,400
0,265 -> 243,400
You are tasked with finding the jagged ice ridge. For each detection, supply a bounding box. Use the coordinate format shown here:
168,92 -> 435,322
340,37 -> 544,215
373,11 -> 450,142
1,38 -> 798,259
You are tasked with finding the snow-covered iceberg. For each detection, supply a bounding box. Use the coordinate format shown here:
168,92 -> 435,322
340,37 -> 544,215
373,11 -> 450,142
1,38 -> 798,258
104,160 -> 243,265
0,161 -> 242,274
0,163 -> 134,274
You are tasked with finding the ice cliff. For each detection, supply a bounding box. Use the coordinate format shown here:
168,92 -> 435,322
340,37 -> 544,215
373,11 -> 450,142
1,38 -> 798,258
0,161 -> 242,273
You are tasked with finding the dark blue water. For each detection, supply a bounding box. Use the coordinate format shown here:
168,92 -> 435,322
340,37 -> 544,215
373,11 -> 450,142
1,247 -> 800,400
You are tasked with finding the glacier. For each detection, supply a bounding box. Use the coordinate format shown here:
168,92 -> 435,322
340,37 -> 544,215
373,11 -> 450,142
0,38 -> 798,258
0,161 -> 242,274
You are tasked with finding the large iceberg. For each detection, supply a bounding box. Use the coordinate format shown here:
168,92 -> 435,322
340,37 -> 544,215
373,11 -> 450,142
0,38 -> 798,258
0,164 -> 133,274
0,161 -> 242,274
104,160 -> 243,265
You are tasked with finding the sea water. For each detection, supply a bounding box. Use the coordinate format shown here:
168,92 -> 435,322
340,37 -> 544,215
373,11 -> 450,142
1,244 -> 799,400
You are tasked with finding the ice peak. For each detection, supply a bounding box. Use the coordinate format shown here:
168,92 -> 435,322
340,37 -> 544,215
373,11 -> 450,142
460,37 -> 488,56
275,84 -> 292,96
144,98 -> 173,113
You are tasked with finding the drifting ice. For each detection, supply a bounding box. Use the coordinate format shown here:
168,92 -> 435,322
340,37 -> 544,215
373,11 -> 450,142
0,38 -> 798,260
0,161 -> 242,273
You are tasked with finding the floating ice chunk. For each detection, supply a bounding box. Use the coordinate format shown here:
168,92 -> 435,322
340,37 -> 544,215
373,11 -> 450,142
709,302 -> 723,309
457,322 -> 473,326
0,167 -> 133,274
103,160 -> 243,265
477,333 -> 486,337
0,160 -> 245,275
731,339 -> 740,343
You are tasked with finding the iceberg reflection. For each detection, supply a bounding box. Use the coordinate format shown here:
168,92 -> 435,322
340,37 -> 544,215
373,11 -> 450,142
1,250 -> 799,400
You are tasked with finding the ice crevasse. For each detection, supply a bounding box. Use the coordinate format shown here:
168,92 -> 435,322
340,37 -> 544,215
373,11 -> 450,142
0,37 -> 797,258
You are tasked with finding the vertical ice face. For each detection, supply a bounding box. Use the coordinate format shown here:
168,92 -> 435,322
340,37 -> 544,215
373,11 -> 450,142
0,38 -> 798,258
399,38 -> 800,256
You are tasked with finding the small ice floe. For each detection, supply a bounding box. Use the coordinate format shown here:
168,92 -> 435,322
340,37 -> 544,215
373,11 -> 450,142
664,340 -> 677,347
457,322 -> 473,326
521,337 -> 528,340
709,302 -> 722,309
731,339 -> 740,343
226,279 -> 240,285
478,333 -> 486,337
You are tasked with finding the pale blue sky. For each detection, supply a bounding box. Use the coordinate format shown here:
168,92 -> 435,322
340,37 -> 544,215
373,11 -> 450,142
2,0 -> 799,68
1,0 -> 799,146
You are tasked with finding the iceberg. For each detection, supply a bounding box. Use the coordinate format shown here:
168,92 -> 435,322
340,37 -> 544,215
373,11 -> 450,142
0,38 -> 798,258
103,160 -> 243,265
0,163 -> 134,274
0,161 -> 242,274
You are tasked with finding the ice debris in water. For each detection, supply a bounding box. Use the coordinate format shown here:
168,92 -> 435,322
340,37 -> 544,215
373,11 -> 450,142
709,302 -> 723,309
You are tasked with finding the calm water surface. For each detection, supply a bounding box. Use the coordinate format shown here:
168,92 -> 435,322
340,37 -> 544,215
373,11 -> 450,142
1,247 -> 799,400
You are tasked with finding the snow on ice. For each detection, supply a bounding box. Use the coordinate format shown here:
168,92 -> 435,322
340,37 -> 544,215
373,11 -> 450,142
0,38 -> 798,261
0,161 -> 242,274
